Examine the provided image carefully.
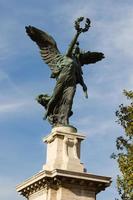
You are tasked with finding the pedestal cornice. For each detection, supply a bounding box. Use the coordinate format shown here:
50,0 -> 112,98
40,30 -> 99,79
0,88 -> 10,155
16,169 -> 112,198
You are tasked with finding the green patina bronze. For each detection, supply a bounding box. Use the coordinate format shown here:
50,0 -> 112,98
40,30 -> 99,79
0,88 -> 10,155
25,17 -> 104,127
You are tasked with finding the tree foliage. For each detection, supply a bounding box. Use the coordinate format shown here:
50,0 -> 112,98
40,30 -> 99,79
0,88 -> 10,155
112,90 -> 133,200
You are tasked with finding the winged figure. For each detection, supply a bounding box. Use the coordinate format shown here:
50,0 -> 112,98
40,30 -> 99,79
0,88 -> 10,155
25,17 -> 104,127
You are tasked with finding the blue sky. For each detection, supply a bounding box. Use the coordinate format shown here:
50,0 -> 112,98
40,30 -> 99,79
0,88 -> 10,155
0,0 -> 133,199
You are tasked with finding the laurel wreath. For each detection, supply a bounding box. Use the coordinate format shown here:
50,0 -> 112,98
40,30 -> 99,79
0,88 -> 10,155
74,17 -> 91,33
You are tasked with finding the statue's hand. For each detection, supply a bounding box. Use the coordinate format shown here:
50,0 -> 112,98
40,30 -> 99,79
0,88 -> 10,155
83,84 -> 88,98
84,90 -> 88,98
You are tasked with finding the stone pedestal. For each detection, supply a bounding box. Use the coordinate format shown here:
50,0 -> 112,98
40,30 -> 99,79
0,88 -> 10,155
43,126 -> 85,172
16,126 -> 111,200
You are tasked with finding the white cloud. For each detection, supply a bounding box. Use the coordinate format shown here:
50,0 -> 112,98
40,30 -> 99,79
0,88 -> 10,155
112,15 -> 133,57
0,70 -> 25,102
0,70 -> 9,81
0,70 -> 35,117
127,73 -> 133,90
0,101 -> 29,113
0,18 -> 22,60
76,117 -> 117,137
94,9 -> 133,58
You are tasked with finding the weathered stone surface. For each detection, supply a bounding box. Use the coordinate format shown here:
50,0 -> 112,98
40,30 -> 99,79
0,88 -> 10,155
43,126 -> 85,172
16,169 -> 111,200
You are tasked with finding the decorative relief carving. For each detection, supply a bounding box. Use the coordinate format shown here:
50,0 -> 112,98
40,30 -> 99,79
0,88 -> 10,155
20,177 -> 62,198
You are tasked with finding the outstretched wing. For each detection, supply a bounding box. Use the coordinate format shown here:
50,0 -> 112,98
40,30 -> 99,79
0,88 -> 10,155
25,26 -> 62,78
79,51 -> 105,66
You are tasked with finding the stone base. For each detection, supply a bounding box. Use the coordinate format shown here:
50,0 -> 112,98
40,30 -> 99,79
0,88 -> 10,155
16,169 -> 111,200
17,126 -> 112,199
43,126 -> 85,172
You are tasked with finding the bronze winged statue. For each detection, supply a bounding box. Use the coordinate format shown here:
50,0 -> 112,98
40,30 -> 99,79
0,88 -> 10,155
25,17 -> 104,127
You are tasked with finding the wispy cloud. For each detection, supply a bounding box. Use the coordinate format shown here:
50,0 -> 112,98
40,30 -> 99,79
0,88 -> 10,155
0,70 -> 22,94
0,70 -> 9,81
0,69 -> 36,118
0,101 -> 29,113
75,115 -> 117,136
95,13 -> 133,58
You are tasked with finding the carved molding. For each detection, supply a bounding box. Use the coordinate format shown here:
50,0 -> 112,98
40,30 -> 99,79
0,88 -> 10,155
19,175 -> 110,198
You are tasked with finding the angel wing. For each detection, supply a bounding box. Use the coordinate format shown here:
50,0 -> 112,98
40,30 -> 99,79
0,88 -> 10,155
25,26 -> 62,78
79,51 -> 105,66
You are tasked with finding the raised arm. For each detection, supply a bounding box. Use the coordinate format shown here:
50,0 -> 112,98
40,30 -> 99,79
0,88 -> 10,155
66,17 -> 91,58
66,32 -> 80,58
